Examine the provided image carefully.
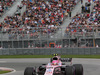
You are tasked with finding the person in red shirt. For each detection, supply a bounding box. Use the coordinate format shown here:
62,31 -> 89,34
88,0 -> 91,2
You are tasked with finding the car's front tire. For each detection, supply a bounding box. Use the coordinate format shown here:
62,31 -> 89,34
65,66 -> 74,75
24,67 -> 36,75
73,64 -> 83,75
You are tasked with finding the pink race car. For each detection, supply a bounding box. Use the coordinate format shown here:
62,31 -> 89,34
24,55 -> 83,75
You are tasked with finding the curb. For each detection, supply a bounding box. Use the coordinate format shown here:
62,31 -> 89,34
0,67 -> 16,75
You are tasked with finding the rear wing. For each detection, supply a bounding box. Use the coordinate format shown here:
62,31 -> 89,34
61,58 -> 72,62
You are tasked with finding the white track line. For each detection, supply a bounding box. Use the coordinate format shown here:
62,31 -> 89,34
0,67 -> 16,75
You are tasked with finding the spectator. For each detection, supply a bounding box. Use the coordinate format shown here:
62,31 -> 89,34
96,44 -> 99,47
68,11 -> 72,18
81,5 -> 85,13
81,0 -> 83,4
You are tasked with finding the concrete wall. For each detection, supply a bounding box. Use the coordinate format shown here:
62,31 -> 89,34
0,48 -> 100,55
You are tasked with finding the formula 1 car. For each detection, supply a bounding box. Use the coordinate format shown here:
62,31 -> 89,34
24,55 -> 83,75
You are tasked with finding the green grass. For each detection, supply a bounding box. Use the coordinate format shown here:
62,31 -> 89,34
0,55 -> 100,58
0,70 -> 11,74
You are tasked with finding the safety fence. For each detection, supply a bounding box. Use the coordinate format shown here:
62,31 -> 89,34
0,48 -> 100,55
0,26 -> 100,48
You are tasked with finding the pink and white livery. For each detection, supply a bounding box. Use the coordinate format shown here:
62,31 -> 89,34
24,55 -> 83,75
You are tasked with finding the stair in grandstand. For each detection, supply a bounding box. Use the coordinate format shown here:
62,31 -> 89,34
0,0 -> 24,23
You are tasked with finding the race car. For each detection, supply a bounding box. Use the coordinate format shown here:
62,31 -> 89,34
24,55 -> 83,75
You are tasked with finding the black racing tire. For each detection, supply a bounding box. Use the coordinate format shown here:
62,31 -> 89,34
73,64 -> 83,75
65,66 -> 74,75
24,67 -> 36,75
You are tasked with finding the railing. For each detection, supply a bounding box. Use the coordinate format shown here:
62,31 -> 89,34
0,27 -> 100,48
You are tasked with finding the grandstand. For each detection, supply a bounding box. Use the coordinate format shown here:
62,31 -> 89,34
0,0 -> 99,49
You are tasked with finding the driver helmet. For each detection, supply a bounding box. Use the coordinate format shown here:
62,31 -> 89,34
52,60 -> 58,65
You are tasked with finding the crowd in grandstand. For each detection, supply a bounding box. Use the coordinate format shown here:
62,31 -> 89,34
65,0 -> 100,37
0,0 -> 16,17
88,1 -> 100,26
0,0 -> 80,39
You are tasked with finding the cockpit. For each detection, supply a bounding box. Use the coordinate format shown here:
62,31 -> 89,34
53,57 -> 58,60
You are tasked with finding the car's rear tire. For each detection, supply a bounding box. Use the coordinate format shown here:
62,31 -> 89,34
24,67 -> 36,75
73,64 -> 83,75
65,66 -> 74,75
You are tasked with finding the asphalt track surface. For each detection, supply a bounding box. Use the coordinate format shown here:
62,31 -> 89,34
0,58 -> 100,75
